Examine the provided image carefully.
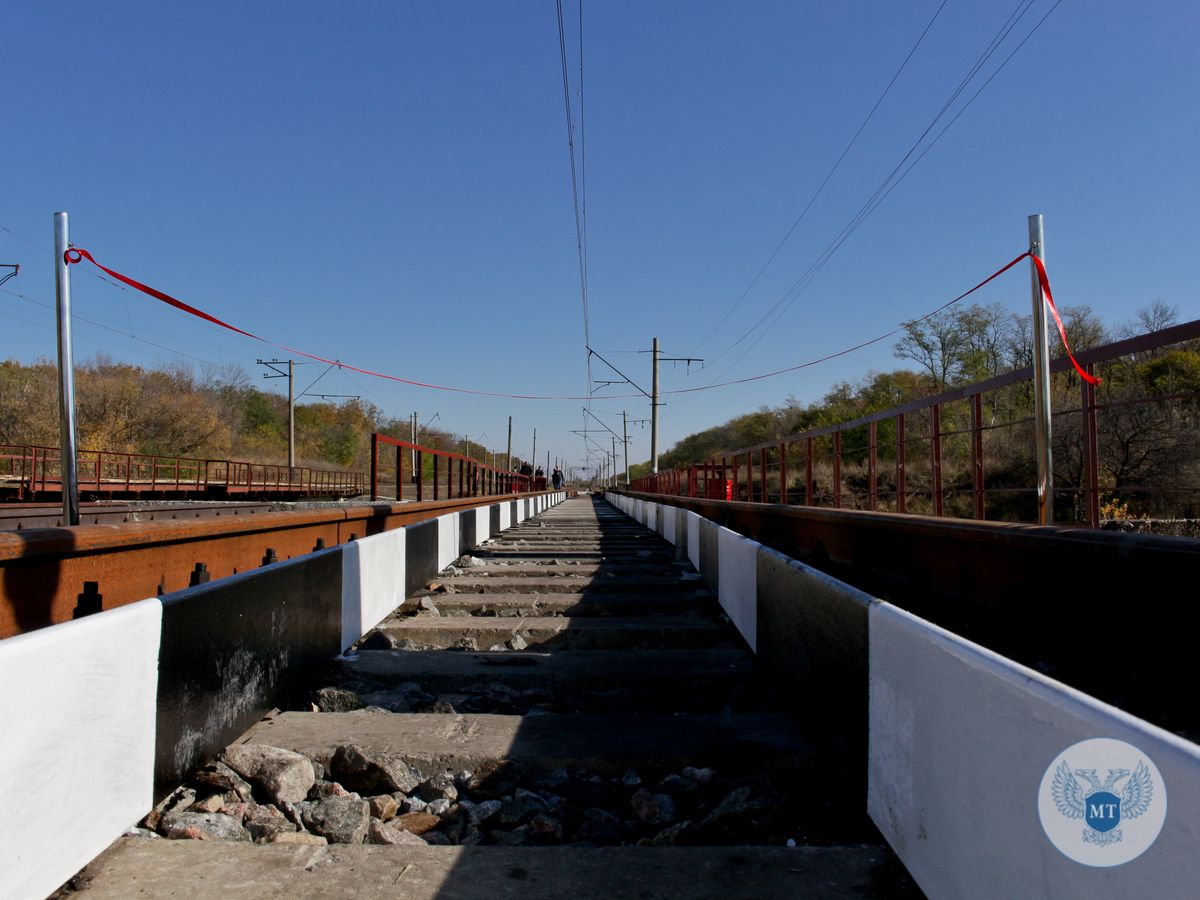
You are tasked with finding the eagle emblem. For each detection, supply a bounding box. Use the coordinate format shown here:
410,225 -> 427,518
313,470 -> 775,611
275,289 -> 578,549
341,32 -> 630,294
1052,759 -> 1154,847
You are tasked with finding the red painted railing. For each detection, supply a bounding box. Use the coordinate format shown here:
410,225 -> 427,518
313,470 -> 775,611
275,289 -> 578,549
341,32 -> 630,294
370,434 -> 538,502
633,320 -> 1200,528
0,445 -> 365,501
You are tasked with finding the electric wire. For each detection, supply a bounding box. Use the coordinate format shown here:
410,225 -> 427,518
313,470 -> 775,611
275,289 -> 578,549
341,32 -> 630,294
556,0 -> 593,399
698,0 -> 1046,386
691,0 -> 952,355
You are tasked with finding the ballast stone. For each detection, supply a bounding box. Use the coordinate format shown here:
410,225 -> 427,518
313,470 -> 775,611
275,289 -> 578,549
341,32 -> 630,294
220,744 -> 316,807
160,811 -> 249,842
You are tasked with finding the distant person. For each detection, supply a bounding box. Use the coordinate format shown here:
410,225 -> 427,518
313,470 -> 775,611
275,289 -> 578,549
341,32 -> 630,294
552,466 -> 564,489
535,466 -> 544,478
519,461 -> 533,477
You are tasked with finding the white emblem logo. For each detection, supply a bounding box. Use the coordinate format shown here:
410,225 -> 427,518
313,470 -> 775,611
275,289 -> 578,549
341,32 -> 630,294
1038,737 -> 1167,866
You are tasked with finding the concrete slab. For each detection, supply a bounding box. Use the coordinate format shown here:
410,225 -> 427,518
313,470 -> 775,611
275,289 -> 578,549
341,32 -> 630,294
78,838 -> 920,899
438,576 -> 694,594
378,616 -> 734,651
417,593 -> 715,617
237,711 -> 813,774
340,648 -> 752,696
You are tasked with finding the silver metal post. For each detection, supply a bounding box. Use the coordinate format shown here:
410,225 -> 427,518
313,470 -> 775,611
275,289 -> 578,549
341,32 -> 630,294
54,212 -> 81,526
287,360 -> 295,469
650,337 -> 660,473
506,416 -> 513,472
532,428 -> 537,478
622,410 -> 629,488
1029,214 -> 1053,525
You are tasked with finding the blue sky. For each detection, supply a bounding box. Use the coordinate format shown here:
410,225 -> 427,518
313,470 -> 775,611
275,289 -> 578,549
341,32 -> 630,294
2,2 -> 1197,475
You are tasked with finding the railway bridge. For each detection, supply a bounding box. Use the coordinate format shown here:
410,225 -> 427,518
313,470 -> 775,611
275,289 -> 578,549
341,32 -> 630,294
1,447 -> 1198,897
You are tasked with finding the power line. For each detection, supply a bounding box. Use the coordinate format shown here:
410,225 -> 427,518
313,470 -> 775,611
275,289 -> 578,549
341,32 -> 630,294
699,0 -> 1049,386
692,0 -> 952,355
1,284 -> 222,367
556,0 -> 592,398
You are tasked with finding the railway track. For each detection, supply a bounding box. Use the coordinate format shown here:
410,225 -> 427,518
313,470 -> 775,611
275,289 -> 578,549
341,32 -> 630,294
68,495 -> 918,898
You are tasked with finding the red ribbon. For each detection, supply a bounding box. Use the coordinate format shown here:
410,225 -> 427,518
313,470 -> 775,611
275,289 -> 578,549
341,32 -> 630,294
63,244 -> 1098,395
62,247 -> 607,400
1026,252 -> 1099,384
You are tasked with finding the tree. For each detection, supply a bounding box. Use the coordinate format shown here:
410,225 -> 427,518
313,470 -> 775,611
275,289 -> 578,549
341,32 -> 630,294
893,303 -> 1011,390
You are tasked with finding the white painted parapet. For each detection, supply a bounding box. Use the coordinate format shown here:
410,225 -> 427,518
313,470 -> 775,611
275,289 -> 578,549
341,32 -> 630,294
340,527 -> 407,650
0,599 -> 161,900
868,601 -> 1200,899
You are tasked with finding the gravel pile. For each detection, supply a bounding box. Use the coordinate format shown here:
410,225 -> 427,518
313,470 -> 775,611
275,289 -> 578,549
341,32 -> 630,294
144,744 -> 826,847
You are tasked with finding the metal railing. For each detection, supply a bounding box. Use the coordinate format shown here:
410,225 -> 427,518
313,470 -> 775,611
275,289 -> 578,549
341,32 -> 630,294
369,434 -> 541,501
632,320 -> 1200,528
0,445 -> 365,500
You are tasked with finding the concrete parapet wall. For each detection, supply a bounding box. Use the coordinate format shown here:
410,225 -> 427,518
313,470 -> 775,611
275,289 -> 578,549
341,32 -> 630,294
604,491 -> 1200,899
0,600 -> 161,900
0,492 -> 567,899
869,601 -> 1200,899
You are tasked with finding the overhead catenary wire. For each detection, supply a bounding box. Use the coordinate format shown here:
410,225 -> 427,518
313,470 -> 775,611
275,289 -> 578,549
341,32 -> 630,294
697,0 -> 1049,386
555,0 -> 593,399
691,0 -> 952,356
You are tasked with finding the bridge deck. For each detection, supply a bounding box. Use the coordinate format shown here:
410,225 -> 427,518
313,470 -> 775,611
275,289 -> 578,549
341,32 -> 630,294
73,496 -> 920,898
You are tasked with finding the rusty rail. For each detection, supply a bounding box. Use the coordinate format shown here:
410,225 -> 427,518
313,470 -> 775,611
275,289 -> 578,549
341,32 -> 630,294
634,320 -> 1200,527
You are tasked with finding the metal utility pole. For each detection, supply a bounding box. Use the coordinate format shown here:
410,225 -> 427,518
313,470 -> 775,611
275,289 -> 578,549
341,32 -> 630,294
611,436 -> 618,488
532,429 -> 537,475
622,411 -> 629,488
506,416 -> 513,471
651,337 -> 660,473
257,359 -> 295,467
53,212 -> 80,526
1029,214 -> 1053,525
645,339 -> 702,475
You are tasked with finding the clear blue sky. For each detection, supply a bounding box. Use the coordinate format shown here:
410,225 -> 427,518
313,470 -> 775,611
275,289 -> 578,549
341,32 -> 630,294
2,1 -> 1197,475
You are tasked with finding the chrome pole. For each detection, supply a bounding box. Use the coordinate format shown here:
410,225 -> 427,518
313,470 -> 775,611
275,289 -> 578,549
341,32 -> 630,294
54,212 -> 81,526
650,336 -> 660,473
1029,214 -> 1053,525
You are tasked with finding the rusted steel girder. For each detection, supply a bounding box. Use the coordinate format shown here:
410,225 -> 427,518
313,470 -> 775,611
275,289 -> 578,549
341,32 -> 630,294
0,492 -> 552,639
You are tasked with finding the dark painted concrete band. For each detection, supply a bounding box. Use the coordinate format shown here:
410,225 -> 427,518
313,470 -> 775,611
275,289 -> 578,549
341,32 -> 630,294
154,494 -> 563,799
155,549 -> 343,796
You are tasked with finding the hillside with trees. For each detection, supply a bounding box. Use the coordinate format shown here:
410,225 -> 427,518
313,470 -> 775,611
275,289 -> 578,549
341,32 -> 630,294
0,359 -> 500,474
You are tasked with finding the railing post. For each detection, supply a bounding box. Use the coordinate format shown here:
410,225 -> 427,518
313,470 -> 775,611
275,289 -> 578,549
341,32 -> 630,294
758,448 -> 766,503
972,393 -> 985,520
417,451 -> 424,502
778,443 -> 787,504
805,437 -> 813,506
432,454 -> 440,500
1082,363 -> 1100,528
868,422 -> 878,511
931,404 -> 944,517
896,414 -> 906,514
833,431 -> 842,508
370,434 -> 379,501
1029,213 -> 1054,525
396,445 -> 403,502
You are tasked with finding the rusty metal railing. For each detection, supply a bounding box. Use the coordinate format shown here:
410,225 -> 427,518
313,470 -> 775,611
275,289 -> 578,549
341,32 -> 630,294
0,445 -> 365,500
632,320 -> 1200,528
369,434 -> 533,501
